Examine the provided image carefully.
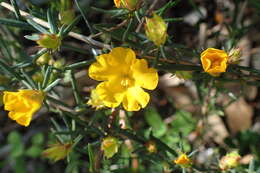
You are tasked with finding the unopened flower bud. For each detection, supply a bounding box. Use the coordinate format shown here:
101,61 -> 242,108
53,58 -> 66,69
145,13 -> 168,47
228,48 -> 242,64
32,72 -> 44,83
87,89 -> 105,110
174,153 -> 192,168
145,141 -> 157,153
36,34 -> 61,50
42,142 -> 72,162
114,0 -> 140,11
219,151 -> 241,171
36,53 -> 54,66
101,136 -> 120,158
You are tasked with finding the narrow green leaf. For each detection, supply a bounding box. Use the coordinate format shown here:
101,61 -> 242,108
27,18 -> 49,34
59,16 -> 81,38
0,18 -> 32,30
88,144 -> 95,173
74,0 -> 93,34
42,65 -> 52,89
10,0 -> 22,20
47,8 -> 58,34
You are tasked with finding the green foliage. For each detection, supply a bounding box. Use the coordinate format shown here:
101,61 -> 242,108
0,0 -> 259,172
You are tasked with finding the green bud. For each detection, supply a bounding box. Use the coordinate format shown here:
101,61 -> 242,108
101,136 -> 120,158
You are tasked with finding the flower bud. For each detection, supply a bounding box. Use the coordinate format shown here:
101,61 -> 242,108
228,48 -> 242,64
60,9 -> 75,25
53,58 -> 66,69
114,0 -> 140,11
174,153 -> 192,168
145,13 -> 168,47
219,151 -> 241,171
42,142 -> 72,162
87,89 -> 105,110
101,136 -> 120,158
36,53 -> 54,66
145,141 -> 157,153
32,72 -> 44,83
36,34 -> 61,50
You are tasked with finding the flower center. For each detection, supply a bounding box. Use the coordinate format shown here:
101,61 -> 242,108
120,75 -> 134,88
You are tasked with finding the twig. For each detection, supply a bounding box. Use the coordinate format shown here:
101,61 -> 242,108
0,2 -> 111,50
135,0 -> 160,32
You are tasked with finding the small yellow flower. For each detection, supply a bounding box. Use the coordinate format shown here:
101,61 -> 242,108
3,90 -> 44,127
36,34 -> 61,50
87,89 -> 106,109
200,48 -> 229,77
101,136 -> 120,158
174,154 -> 192,168
114,0 -> 140,11
88,47 -> 158,111
219,151 -> 241,171
42,142 -> 72,162
145,13 -> 168,47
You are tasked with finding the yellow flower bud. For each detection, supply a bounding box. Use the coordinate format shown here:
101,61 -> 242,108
101,136 -> 120,158
200,48 -> 229,77
87,89 -> 106,110
3,90 -> 45,126
145,13 -> 168,47
228,48 -> 242,64
219,151 -> 241,171
36,34 -> 61,50
174,154 -> 192,168
53,58 -> 66,69
114,0 -> 140,11
36,53 -> 54,66
42,142 -> 72,162
60,9 -> 75,25
32,72 -> 44,83
145,141 -> 157,153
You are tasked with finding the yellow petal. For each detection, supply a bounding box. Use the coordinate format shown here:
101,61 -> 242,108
88,47 -> 136,81
3,90 -> 44,126
122,86 -> 150,111
96,79 -> 126,108
132,59 -> 158,90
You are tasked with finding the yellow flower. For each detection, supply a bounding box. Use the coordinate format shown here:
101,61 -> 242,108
219,151 -> 241,171
174,154 -> 192,168
3,90 -> 44,127
200,48 -> 228,77
88,47 -> 158,111
145,13 -> 168,47
42,142 -> 72,162
87,89 -> 106,109
101,136 -> 120,158
114,0 -> 140,11
36,34 -> 61,50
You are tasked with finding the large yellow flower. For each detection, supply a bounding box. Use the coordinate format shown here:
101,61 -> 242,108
3,90 -> 44,127
200,48 -> 228,77
88,47 -> 158,111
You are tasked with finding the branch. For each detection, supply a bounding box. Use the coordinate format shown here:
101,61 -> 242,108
0,2 -> 111,50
